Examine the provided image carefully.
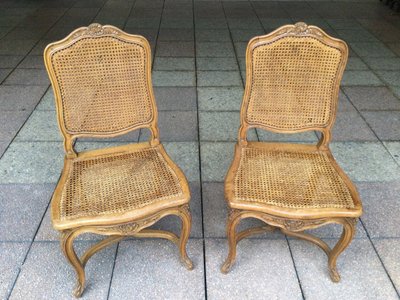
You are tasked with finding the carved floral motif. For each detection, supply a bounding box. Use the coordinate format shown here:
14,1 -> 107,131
71,23 -> 120,39
277,22 -> 323,37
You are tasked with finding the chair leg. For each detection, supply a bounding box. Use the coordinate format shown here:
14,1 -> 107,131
328,218 -> 356,282
177,205 -> 194,270
61,230 -> 86,298
221,210 -> 242,274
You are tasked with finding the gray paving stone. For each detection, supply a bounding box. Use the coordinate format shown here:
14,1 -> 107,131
17,55 -> 45,69
357,181 -> 400,238
330,142 -> 400,182
0,55 -> 23,68
35,87 -> 55,111
125,17 -> 160,28
164,142 -> 200,182
0,242 -> 30,300
153,71 -> 195,87
10,242 -> 116,300
196,42 -> 235,57
15,110 -> 61,142
196,57 -> 238,71
227,18 -> 263,29
199,111 -> 256,142
375,70 -> 400,87
0,184 -> 54,241
3,69 -> 49,86
109,239 -> 204,300
384,141 -> 400,164
259,17 -> 292,29
257,129 -> 318,143
341,70 -> 382,86
345,57 -> 369,71
0,111 -> 30,142
200,142 -> 235,182
0,141 -> 8,157
387,42 -> 400,56
202,182 -> 283,239
326,19 -> 363,30
161,18 -> 193,29
195,29 -> 230,42
290,239 -> 399,300
140,111 -> 198,142
73,141 -> 128,153
0,142 -> 64,183
153,87 -> 197,111
197,87 -> 243,111
230,29 -> 264,42
0,85 -> 48,111
234,42 -> 247,57
373,238 -> 400,294
124,27 -> 158,42
362,111 -> 400,141
0,68 -> 12,82
195,18 -> 228,29
336,29 -> 379,42
332,111 -> 377,142
343,86 -> 400,111
0,39 -> 36,55
392,86 -> 400,99
156,41 -> 194,57
338,90 -> 357,112
363,57 -> 400,71
350,42 -> 396,57
205,239 -> 302,299
153,57 -> 195,71
197,71 -> 242,87
158,28 -> 194,41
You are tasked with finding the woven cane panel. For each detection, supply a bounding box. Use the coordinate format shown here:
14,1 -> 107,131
247,37 -> 342,130
59,148 -> 183,221
234,147 -> 354,209
51,37 -> 152,134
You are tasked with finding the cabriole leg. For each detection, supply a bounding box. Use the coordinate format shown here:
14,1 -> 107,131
177,205 -> 194,270
328,218 -> 356,282
61,230 -> 86,298
221,209 -> 243,274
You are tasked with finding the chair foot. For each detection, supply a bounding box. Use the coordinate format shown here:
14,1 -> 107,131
181,255 -> 194,270
178,205 -> 194,270
221,260 -> 234,274
329,268 -> 341,282
73,282 -> 84,298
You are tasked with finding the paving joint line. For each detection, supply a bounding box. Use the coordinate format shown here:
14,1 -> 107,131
192,1 -> 208,298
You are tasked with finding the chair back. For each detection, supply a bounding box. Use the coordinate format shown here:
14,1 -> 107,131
239,22 -> 348,147
44,23 -> 159,157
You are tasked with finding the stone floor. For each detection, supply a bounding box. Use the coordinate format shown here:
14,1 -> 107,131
1,0 -> 400,299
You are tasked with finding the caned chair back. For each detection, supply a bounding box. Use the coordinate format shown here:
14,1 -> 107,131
239,22 -> 348,146
44,24 -> 159,156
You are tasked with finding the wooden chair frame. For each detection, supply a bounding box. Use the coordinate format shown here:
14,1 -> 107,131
44,24 -> 193,298
221,23 -> 362,282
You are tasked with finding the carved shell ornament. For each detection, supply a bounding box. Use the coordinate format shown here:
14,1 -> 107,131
277,22 -> 323,37
71,23 -> 120,39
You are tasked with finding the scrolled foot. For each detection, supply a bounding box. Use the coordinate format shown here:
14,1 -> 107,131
329,268 -> 341,283
181,256 -> 194,270
73,281 -> 84,298
221,260 -> 233,274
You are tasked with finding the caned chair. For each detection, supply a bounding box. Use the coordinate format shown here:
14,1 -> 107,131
44,23 -> 193,297
222,22 -> 362,281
